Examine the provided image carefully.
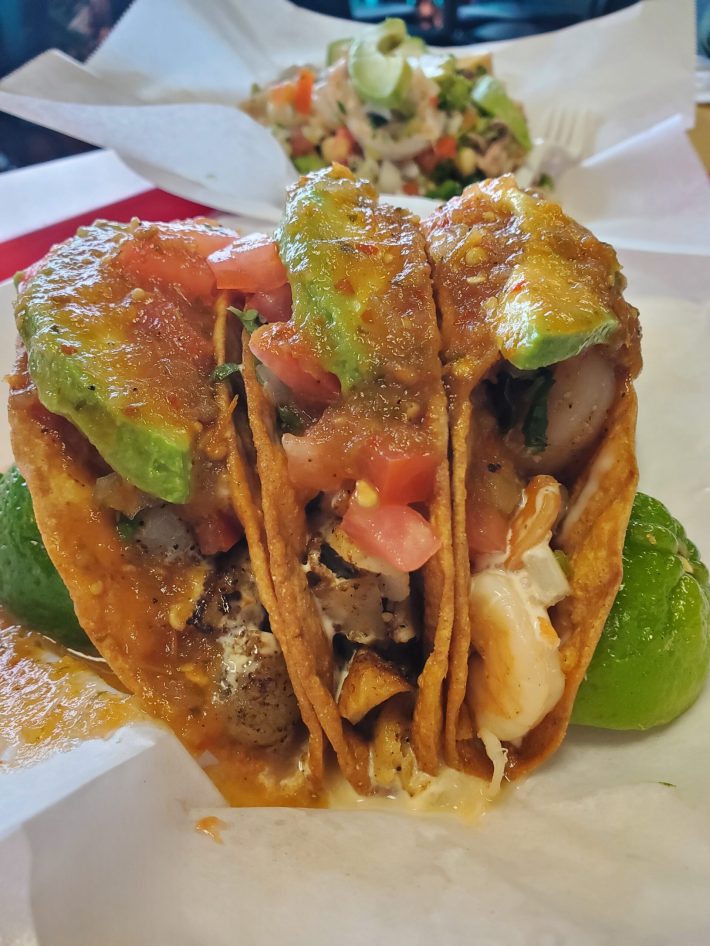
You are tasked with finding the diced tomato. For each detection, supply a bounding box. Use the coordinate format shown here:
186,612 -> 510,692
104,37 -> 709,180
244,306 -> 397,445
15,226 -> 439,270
194,512 -> 244,556
268,80 -> 296,107
206,234 -> 288,292
249,322 -> 340,407
117,237 -> 215,300
337,126 -> 357,147
293,68 -> 315,115
282,432 -> 345,493
466,501 -> 510,557
434,135 -> 458,160
342,500 -> 441,572
188,229 -> 235,258
246,283 -> 292,323
402,181 -> 420,196
365,443 -> 438,505
335,277 -> 354,295
290,127 -> 315,158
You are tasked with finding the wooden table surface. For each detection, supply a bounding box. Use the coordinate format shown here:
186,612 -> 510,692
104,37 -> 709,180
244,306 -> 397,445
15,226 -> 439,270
689,104 -> 710,171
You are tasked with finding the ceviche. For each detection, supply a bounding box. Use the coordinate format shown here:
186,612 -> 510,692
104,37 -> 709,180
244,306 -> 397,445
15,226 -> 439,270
241,18 -> 531,198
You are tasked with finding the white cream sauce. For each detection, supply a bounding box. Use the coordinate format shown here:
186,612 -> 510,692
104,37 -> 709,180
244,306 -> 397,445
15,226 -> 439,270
557,440 -> 617,548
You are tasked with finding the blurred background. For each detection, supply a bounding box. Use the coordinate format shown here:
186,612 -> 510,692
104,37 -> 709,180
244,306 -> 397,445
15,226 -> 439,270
1,0 -> 704,173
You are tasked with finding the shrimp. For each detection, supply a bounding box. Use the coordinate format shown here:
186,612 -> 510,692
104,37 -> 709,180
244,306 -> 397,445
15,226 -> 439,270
467,570 -> 565,745
467,477 -> 568,749
505,474 -> 562,569
511,349 -> 617,475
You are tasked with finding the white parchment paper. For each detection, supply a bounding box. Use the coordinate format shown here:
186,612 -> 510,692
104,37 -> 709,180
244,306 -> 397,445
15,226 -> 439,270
0,0 -> 706,247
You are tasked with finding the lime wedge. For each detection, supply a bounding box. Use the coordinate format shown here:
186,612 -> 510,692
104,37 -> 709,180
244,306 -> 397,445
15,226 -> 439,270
0,466 -> 88,650
573,493 -> 710,730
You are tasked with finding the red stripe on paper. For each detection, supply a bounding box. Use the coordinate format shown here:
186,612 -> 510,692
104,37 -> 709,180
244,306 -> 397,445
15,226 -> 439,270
0,189 -> 215,282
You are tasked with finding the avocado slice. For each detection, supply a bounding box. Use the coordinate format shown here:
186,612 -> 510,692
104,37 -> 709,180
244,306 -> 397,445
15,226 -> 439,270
348,18 -> 417,111
493,189 -> 619,370
15,223 -> 198,504
277,167 -> 406,391
472,74 -> 531,151
496,254 -> 620,370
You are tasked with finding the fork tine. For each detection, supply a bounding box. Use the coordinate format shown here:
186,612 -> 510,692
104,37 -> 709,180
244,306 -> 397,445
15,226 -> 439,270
536,105 -> 596,159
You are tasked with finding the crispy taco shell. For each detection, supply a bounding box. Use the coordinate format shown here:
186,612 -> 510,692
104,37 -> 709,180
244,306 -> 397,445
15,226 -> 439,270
8,353 -> 323,802
8,221 -> 328,802
423,176 -> 641,779
241,167 -> 455,793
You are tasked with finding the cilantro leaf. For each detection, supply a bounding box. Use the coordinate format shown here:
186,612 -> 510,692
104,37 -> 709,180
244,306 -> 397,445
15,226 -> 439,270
116,514 -> 140,542
485,367 -> 555,453
277,404 -> 306,434
210,362 -> 241,383
227,306 -> 261,334
426,179 -> 463,201
522,369 -> 555,453
485,372 -> 524,433
367,112 -> 389,129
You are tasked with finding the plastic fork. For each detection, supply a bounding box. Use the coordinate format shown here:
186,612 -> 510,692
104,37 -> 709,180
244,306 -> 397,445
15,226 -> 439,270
515,105 -> 600,187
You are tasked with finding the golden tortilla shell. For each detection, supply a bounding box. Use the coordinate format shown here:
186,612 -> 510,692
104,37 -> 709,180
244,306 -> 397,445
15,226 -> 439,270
8,339 -> 319,801
423,177 -> 642,779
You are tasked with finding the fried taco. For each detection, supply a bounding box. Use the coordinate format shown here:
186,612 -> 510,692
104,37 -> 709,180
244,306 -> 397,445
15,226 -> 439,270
239,165 -> 455,795
8,219 -> 327,803
422,176 -> 642,783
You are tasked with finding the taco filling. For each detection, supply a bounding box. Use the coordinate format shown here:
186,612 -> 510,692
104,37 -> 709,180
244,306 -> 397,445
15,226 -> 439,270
9,219 -> 324,800
423,176 -> 641,782
229,165 -> 454,794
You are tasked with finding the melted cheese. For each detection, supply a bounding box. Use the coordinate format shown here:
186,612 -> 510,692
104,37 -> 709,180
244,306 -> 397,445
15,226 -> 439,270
325,765 -> 491,823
